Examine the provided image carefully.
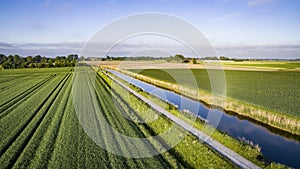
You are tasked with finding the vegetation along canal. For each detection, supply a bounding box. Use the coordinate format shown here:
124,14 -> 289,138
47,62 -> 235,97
107,69 -> 300,168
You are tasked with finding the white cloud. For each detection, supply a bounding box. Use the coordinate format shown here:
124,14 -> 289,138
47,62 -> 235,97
0,42 -> 84,57
1,42 -> 299,59
215,44 -> 300,59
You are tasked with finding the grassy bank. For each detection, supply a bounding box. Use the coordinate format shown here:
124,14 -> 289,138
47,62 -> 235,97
101,66 -> 300,136
96,68 -> 237,168
97,67 -> 287,168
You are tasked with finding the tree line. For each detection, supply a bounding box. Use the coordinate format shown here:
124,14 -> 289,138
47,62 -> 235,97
0,54 -> 78,69
100,54 -> 189,62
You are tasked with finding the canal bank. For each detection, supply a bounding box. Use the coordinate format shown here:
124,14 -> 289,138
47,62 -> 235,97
105,68 -> 300,168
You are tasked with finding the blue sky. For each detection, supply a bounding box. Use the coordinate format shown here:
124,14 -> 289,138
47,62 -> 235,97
0,0 -> 300,58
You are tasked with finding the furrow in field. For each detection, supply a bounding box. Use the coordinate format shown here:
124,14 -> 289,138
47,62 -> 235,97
96,72 -> 153,168
0,75 -> 38,91
34,75 -> 72,168
83,72 -> 115,168
12,73 -> 72,168
100,69 -> 239,168
104,70 -> 259,169
0,73 -> 70,168
46,93 -> 81,168
96,73 -> 158,168
99,73 -> 195,168
0,75 -> 63,156
93,80 -> 133,168
69,70 -> 113,168
76,70 -> 163,168
0,75 -> 63,145
111,90 -> 186,168
0,75 -> 28,84
95,71 -> 185,168
0,74 -> 56,116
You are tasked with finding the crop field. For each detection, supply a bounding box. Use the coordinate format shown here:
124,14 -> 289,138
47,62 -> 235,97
221,61 -> 300,69
0,67 -> 245,168
99,69 -> 269,165
128,68 -> 300,117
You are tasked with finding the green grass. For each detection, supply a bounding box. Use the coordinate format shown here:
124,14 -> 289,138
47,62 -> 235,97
97,70 -> 237,168
0,67 -> 291,168
222,61 -> 300,69
128,69 -> 300,118
99,69 -> 276,167
0,67 -> 73,75
0,67 -> 236,168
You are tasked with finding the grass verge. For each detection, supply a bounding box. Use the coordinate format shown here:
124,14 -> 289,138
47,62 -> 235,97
97,67 -> 287,168
102,66 -> 300,136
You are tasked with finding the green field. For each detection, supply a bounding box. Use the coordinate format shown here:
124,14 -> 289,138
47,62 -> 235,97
222,61 -> 300,69
0,67 -> 242,168
128,69 -> 300,117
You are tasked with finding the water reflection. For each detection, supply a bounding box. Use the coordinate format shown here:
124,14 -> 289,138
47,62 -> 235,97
107,70 -> 300,168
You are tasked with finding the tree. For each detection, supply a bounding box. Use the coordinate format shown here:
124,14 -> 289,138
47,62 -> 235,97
2,61 -> 11,69
1,53 -> 77,69
67,54 -> 78,61
26,56 -> 33,62
13,55 -> 22,68
48,58 -> 54,67
24,56 -> 33,68
34,55 -> 42,63
54,56 -> 61,67
41,57 -> 48,68
220,56 -> 229,60
5,55 -> 14,68
0,54 -> 7,65
192,58 -> 197,64
174,54 -> 185,61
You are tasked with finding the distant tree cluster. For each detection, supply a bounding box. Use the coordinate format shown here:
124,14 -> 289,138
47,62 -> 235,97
100,55 -> 168,61
82,55 -> 300,63
0,54 -> 78,69
167,54 -> 185,62
202,56 -> 245,62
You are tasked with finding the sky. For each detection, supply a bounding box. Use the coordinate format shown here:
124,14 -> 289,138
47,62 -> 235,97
0,0 -> 300,59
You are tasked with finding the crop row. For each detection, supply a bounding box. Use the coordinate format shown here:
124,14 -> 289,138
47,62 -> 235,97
0,75 -> 36,91
0,74 -> 65,155
107,67 -> 300,135
0,75 -> 28,84
0,75 -> 51,105
12,73 -> 72,168
0,67 -> 287,168
97,69 -> 237,168
0,74 -> 56,116
99,68 -> 289,168
0,72 -> 70,168
89,68 -> 173,168
127,68 -> 300,117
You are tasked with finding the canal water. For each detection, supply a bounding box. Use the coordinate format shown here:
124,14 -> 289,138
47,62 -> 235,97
107,69 -> 300,168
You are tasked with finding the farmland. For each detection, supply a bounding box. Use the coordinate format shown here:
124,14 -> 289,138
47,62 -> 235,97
128,68 -> 300,118
221,61 -> 300,70
99,61 -> 300,135
0,67 -> 243,168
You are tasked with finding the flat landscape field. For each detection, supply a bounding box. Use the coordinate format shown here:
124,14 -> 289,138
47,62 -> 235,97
99,60 -> 300,117
0,67 -> 241,168
128,68 -> 300,117
98,60 -> 300,71
222,61 -> 300,70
